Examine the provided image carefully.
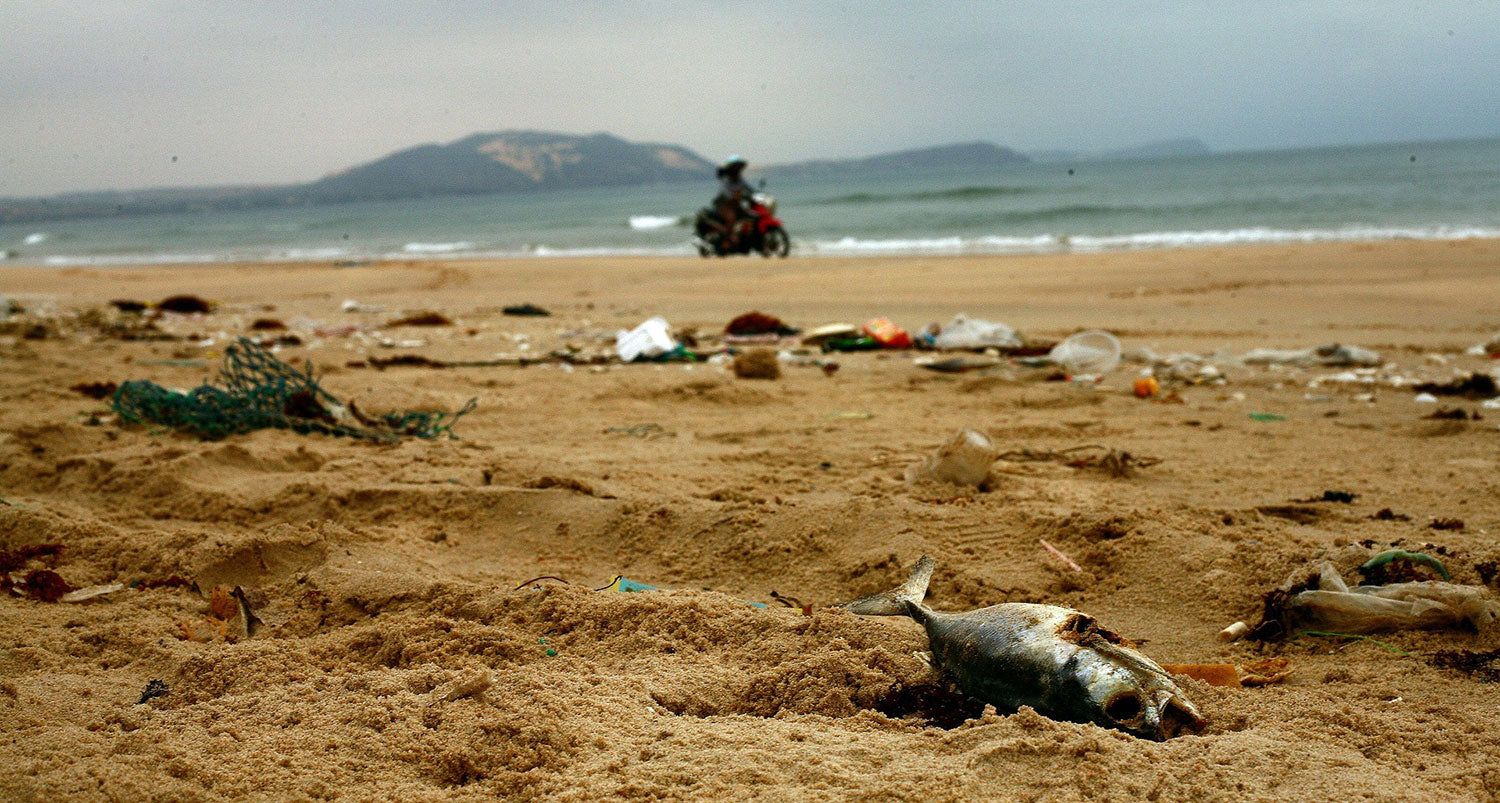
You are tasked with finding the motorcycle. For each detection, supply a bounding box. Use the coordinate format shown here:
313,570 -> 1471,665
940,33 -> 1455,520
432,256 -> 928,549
692,192 -> 790,258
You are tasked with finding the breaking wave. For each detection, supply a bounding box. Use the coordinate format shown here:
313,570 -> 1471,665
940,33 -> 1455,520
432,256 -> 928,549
628,215 -> 687,230
400,241 -> 474,254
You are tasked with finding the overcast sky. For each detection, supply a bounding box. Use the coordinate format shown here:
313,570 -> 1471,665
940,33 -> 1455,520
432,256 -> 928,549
3,1 -> 1497,196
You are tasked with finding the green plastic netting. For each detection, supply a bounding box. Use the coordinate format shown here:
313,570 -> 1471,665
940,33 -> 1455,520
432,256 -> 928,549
112,338 -> 476,441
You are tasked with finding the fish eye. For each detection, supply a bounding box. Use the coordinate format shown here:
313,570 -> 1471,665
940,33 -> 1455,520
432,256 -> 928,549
1105,693 -> 1143,722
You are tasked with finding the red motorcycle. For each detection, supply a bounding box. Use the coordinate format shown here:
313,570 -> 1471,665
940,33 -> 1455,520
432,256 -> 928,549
692,192 -> 790,258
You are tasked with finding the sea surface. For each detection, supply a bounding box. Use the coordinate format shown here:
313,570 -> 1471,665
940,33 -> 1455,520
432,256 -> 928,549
4,136 -> 1498,266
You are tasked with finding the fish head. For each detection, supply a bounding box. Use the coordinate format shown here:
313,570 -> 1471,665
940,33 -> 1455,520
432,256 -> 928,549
1079,655 -> 1207,740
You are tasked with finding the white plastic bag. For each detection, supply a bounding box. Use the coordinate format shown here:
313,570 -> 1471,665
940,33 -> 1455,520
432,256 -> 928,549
616,317 -> 676,362
932,314 -> 1023,351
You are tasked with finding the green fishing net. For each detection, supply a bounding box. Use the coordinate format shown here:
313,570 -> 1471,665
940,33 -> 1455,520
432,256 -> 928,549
112,338 -> 476,441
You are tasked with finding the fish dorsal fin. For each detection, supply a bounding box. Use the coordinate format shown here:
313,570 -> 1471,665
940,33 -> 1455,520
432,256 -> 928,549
837,555 -> 935,617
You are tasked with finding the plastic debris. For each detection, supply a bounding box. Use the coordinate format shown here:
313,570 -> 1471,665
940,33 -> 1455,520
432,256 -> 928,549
616,317 -> 677,362
800,323 -> 859,347
1251,561 -> 1500,639
1048,330 -> 1121,377
503,303 -> 550,317
1133,376 -> 1160,398
1161,658 -> 1291,688
136,679 -> 170,705
1241,343 -> 1382,367
386,311 -> 452,327
929,313 -> 1023,351
59,582 -> 126,603
111,337 -> 476,442
1413,373 -> 1497,399
905,428 -> 997,487
431,669 -> 493,704
863,318 -> 912,349
726,311 -> 798,337
597,574 -> 768,608
156,295 -> 212,314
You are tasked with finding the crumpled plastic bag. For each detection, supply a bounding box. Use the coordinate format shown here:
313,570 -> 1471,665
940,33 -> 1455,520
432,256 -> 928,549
1270,562 -> 1499,635
931,314 -> 1023,351
1240,343 -> 1382,367
905,428 -> 997,487
616,317 -> 676,362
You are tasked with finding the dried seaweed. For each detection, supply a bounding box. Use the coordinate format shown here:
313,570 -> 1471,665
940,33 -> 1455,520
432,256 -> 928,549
1429,649 -> 1500,682
1429,518 -> 1466,531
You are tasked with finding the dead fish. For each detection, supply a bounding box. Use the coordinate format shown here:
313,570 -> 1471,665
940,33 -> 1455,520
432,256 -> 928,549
839,555 -> 1206,740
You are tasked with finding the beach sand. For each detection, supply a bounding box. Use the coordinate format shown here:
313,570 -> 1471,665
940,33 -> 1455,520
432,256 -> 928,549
3,239 -> 1500,800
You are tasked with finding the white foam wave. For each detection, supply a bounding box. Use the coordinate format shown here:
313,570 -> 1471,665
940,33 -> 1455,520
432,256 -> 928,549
280,247 -> 353,260
42,252 -> 221,267
23,232 -> 47,245
400,241 -> 474,254
628,215 -> 684,230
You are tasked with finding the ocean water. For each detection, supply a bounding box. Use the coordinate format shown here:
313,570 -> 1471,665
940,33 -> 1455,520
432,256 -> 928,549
4,136 -> 1498,266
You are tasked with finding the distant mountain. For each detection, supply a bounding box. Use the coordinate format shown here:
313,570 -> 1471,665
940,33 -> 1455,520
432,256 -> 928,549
1027,138 -> 1211,164
1,131 -> 715,223
761,142 -> 1029,178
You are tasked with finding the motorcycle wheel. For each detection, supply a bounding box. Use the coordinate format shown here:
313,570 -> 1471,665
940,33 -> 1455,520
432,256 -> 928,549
762,226 -> 790,258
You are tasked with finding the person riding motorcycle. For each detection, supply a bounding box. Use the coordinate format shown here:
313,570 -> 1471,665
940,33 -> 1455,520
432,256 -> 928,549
703,155 -> 754,249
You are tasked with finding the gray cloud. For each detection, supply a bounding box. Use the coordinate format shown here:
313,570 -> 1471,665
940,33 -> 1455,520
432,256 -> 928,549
2,0 -> 1496,195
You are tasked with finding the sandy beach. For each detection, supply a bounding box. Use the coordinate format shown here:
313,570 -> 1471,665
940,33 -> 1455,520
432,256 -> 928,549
3,239 -> 1500,800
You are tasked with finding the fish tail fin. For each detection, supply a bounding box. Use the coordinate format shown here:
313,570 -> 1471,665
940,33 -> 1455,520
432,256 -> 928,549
837,555 -> 934,616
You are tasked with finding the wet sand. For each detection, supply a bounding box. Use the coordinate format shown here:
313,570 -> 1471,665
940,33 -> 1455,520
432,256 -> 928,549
3,239 -> 1500,800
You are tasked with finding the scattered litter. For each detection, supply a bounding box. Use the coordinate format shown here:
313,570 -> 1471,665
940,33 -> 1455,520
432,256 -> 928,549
1048,330 -> 1121,377
1359,550 -> 1449,583
1249,561 -> 1499,640
341,299 -> 384,313
112,337 -> 475,441
1429,517 -> 1465,531
59,582 -> 126,603
732,348 -> 782,380
5,569 -> 73,602
616,317 -> 678,362
1370,508 -> 1412,522
1039,539 -> 1083,573
156,295 -> 212,314
1413,373 -> 1497,399
927,313 -> 1023,351
1426,407 -> 1482,420
1429,649 -> 1500,682
726,311 -> 798,337
801,323 -> 859,347
1412,392 -> 1439,403
916,355 -> 1001,374
386,312 -> 452,327
503,303 -> 551,317
1241,343 -> 1382,367
110,300 -> 148,313
862,318 -> 912,349
768,590 -> 814,616
1161,658 -> 1291,688
596,574 -> 767,609
1465,333 -> 1500,358
1248,412 -> 1286,422
1133,376 -> 1160,398
136,679 -> 169,705
905,428 -> 997,487
1218,621 -> 1251,642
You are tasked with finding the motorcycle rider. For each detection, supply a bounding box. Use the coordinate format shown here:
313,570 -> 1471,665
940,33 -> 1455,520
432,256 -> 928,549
705,155 -> 753,249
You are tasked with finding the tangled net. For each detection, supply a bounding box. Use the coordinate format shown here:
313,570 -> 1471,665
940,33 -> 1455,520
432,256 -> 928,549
112,338 -> 476,442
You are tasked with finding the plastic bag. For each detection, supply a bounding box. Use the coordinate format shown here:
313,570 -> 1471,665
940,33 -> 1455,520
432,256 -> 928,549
905,428 -> 997,487
616,317 -> 676,362
1276,563 -> 1499,635
1048,330 -> 1121,376
1240,343 -> 1381,367
931,314 -> 1023,351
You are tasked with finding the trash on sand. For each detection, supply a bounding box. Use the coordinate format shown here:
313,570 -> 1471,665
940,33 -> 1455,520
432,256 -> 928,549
732,348 -> 781,380
616,317 -> 677,362
1426,407 -> 1482,420
1241,343 -> 1382,367
1359,549 -> 1450,583
596,574 -> 768,608
1412,392 -> 1439,403
341,299 -> 385,313
1413,373 -> 1498,399
59,582 -> 126,603
801,323 -> 859,347
1429,517 -> 1465,531
111,337 -> 476,441
929,314 -> 1023,351
726,311 -> 798,337
1248,412 -> 1287,422
905,428 -> 997,487
1048,330 -> 1121,377
1160,658 -> 1292,688
1249,561 -> 1500,640
1465,333 -> 1500,358
1039,539 -> 1083,573
1218,620 -> 1251,642
4,569 -> 74,602
839,555 -> 1206,740
915,356 -> 1002,374
821,335 -> 881,352
503,303 -> 551,317
1133,377 -> 1160,398
1371,508 -> 1412,522
863,318 -> 912,349
156,295 -> 212,314
249,318 -> 286,330
136,679 -> 169,705
386,311 -> 453,327
1295,490 -> 1357,504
